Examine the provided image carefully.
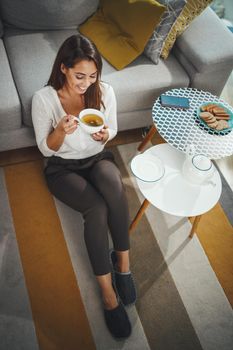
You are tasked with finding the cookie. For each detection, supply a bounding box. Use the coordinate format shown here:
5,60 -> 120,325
200,104 -> 216,112
212,106 -> 226,114
207,120 -> 219,129
215,114 -> 230,120
215,120 -> 229,130
199,111 -> 214,120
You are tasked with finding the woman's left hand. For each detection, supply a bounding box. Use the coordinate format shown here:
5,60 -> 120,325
92,125 -> 109,143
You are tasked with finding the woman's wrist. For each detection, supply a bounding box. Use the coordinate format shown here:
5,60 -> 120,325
55,125 -> 66,137
102,131 -> 109,144
46,127 -> 66,151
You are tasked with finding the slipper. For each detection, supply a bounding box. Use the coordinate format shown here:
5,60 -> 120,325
110,249 -> 137,306
104,301 -> 132,339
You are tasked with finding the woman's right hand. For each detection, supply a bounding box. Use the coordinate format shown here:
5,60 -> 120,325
56,114 -> 78,135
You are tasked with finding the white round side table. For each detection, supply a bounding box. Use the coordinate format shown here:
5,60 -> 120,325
130,143 -> 222,237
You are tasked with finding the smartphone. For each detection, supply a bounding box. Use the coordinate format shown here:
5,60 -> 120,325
160,94 -> 190,109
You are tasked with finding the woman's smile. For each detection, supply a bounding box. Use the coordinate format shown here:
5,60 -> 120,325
76,85 -> 88,93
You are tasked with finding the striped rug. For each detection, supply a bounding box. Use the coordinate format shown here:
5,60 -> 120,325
0,142 -> 233,350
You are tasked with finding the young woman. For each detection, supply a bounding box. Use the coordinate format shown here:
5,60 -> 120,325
32,34 -> 136,339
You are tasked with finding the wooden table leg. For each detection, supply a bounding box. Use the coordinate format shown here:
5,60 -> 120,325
138,125 -> 157,152
189,215 -> 202,238
129,199 -> 150,234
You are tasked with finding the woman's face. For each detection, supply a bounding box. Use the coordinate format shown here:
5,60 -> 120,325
61,59 -> 98,95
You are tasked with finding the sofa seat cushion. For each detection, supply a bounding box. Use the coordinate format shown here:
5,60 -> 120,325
4,28 -> 189,129
0,39 -> 21,131
102,53 -> 190,114
0,127 -> 36,152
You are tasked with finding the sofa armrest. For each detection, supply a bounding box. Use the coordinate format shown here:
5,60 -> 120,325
173,7 -> 233,95
174,7 -> 233,73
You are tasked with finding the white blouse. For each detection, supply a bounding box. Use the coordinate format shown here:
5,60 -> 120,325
31,82 -> 117,159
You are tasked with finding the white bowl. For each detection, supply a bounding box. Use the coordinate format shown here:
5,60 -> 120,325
76,108 -> 104,134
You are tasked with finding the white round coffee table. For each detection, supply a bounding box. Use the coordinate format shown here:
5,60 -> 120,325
130,143 -> 222,237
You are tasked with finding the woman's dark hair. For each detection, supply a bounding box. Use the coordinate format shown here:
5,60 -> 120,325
47,34 -> 103,110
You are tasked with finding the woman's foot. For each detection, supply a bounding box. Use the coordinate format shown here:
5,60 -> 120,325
96,272 -> 132,338
110,249 -> 137,306
103,302 -> 132,339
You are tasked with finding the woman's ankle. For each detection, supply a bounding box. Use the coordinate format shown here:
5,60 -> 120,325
103,289 -> 118,310
96,273 -> 118,310
116,263 -> 130,273
116,250 -> 130,273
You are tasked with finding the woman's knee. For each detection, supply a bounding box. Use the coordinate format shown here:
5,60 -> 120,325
92,160 -> 123,191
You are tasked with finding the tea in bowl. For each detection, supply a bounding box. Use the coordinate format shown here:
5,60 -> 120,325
75,108 -> 104,134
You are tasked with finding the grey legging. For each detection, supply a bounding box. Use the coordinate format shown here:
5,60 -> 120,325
44,151 -> 130,275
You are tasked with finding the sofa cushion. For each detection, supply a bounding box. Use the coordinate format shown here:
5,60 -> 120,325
0,0 -> 99,30
0,39 -> 21,131
161,0 -> 212,59
79,0 -> 166,70
174,8 -> 233,74
3,28 -> 78,127
144,0 -> 186,65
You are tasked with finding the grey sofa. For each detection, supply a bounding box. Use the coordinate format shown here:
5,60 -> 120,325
1,0 -> 233,152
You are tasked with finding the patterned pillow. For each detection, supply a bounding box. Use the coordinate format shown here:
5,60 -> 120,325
144,0 -> 186,64
161,0 -> 213,59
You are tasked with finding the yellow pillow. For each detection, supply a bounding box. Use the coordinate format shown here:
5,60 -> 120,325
79,0 -> 166,70
161,0 -> 212,59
